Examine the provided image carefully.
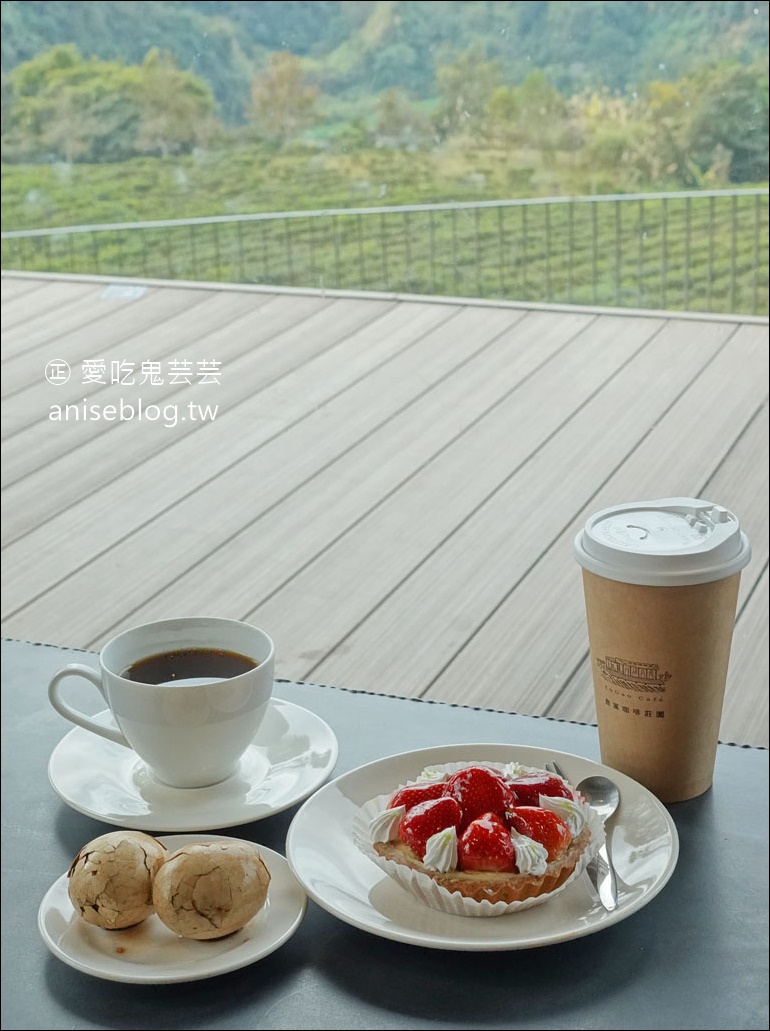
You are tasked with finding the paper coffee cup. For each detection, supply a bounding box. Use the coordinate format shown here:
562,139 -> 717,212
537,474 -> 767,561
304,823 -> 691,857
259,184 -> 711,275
574,498 -> 751,803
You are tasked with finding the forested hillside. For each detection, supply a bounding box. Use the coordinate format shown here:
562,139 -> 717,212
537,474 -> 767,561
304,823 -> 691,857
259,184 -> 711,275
2,1 -> 768,123
1,1 -> 767,234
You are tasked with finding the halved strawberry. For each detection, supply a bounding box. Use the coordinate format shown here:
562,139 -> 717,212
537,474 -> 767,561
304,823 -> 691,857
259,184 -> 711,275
458,812 -> 515,872
509,773 -> 573,806
399,796 -> 462,859
508,806 -> 571,860
444,765 -> 511,829
389,781 -> 445,812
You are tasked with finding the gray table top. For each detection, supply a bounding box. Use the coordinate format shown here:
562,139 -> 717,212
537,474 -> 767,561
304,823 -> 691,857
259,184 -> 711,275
2,637 -> 768,1031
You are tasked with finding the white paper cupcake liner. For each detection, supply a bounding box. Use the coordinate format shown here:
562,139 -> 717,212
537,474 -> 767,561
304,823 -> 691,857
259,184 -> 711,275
352,760 -> 604,918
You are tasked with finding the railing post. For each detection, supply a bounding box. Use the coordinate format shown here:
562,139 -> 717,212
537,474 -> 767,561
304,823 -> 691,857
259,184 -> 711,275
237,222 -> 245,283
429,210 -> 437,293
753,193 -> 760,315
567,201 -> 573,304
637,199 -> 644,309
357,214 -> 366,289
308,216 -> 316,285
684,195 -> 691,310
614,199 -> 621,308
731,194 -> 738,314
521,205 -> 528,300
591,202 -> 598,305
261,221 -> 269,284
545,204 -> 552,303
332,214 -> 341,288
285,219 -> 294,286
661,197 -> 668,311
213,222 -> 222,280
707,196 -> 715,312
404,211 -> 412,291
380,212 -> 389,290
451,208 -> 458,296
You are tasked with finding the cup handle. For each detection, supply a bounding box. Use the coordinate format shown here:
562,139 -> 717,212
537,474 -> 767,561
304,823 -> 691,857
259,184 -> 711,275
48,664 -> 131,749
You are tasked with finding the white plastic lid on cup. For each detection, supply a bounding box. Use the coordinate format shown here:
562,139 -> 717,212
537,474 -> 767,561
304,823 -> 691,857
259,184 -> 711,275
574,497 -> 751,586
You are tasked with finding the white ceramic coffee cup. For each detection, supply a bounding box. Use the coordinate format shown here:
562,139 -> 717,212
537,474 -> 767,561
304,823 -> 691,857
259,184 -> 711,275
48,617 -> 275,788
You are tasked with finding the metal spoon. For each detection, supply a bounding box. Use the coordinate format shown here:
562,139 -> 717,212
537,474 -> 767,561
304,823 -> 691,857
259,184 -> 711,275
576,774 -> 620,911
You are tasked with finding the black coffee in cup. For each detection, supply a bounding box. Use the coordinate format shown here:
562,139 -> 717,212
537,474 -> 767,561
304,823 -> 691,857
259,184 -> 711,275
49,618 -> 275,788
122,648 -> 258,684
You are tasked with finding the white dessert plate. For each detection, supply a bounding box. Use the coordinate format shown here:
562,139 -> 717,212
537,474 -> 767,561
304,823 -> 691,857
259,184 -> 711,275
48,698 -> 338,832
286,743 -> 679,951
38,835 -> 306,983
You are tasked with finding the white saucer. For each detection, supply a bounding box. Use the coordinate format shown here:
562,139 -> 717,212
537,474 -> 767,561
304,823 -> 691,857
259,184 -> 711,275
38,836 -> 306,983
48,698 -> 338,832
287,743 -> 679,951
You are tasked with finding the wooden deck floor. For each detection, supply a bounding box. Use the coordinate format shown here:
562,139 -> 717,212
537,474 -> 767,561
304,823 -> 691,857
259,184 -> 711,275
2,272 -> 767,748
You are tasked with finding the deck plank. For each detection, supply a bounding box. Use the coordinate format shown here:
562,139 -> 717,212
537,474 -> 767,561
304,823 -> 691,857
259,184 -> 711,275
721,566 -> 769,746
0,296 -> 394,609
308,318 -> 737,700
1,287 -> 271,395
1,283 -> 110,365
92,309 -> 591,634
250,314 -> 669,684
1,273 -> 766,747
474,327 -> 768,737
1,286 -> 218,441
0,279 -> 97,329
424,323 -> 766,698
1,276 -> 48,302
0,292 -> 328,491
1,303 -> 519,639
0,291 -> 304,543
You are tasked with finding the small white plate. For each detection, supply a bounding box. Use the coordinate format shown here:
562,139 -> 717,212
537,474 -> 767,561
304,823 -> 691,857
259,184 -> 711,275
48,698 -> 338,832
286,743 -> 679,951
38,836 -> 306,983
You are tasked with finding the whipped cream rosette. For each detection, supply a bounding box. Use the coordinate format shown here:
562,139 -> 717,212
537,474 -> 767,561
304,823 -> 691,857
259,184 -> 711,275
352,760 -> 603,917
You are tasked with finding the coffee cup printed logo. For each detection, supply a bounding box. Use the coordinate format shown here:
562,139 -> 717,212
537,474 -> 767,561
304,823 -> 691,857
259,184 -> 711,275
597,656 -> 672,692
596,655 -> 669,720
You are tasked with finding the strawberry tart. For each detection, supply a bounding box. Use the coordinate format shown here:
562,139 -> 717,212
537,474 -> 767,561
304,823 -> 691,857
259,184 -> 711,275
354,760 -> 601,916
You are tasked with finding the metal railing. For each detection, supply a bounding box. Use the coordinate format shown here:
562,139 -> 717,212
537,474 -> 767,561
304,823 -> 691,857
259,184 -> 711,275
2,189 -> 768,315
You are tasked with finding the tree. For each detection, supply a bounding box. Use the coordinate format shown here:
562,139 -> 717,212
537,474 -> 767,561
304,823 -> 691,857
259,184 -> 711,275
374,88 -> 429,147
573,87 -> 692,190
684,59 -> 769,182
434,46 -> 502,140
247,51 -> 319,143
133,49 -> 216,157
7,44 -> 142,163
638,80 -> 692,182
487,71 -> 570,158
4,44 -> 217,163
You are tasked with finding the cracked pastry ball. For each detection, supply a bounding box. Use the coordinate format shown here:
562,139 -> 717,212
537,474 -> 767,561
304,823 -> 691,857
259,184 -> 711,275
152,841 -> 271,940
68,830 -> 168,929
